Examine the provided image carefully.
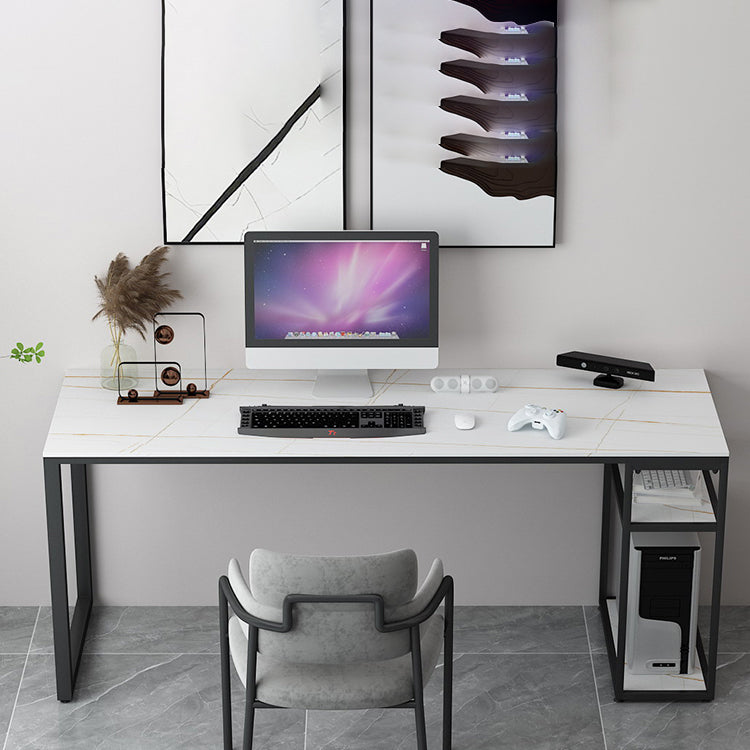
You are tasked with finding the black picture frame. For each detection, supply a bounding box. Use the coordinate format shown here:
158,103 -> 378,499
370,0 -> 558,248
161,0 -> 348,245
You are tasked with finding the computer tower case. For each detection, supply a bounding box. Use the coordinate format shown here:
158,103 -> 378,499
624,532 -> 701,675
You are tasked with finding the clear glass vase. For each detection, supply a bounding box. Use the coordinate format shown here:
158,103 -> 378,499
100,336 -> 138,391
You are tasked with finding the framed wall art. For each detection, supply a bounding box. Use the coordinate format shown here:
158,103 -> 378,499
371,0 -> 557,247
162,0 -> 346,244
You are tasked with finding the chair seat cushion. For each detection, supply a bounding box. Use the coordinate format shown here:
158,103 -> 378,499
228,614 -> 444,710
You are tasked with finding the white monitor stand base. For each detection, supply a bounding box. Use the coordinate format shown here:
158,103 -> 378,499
312,370 -> 373,399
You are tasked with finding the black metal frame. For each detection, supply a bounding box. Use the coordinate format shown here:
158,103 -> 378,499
43,452 -> 728,705
218,574 -> 454,750
368,0 -> 558,248
160,0 -> 349,243
43,461 -> 93,702
152,311 -> 209,395
598,458 -> 729,701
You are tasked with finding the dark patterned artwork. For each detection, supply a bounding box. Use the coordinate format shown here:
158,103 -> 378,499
452,0 -> 555,25
371,0 -> 557,247
162,0 -> 345,244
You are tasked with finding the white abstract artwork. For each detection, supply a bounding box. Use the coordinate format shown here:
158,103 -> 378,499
162,0 -> 344,243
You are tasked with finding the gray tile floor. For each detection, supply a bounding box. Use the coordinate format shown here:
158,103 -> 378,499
1,606 -> 749,749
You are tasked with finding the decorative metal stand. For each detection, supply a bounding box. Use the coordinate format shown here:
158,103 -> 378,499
116,361 -> 184,404
153,312 -> 210,398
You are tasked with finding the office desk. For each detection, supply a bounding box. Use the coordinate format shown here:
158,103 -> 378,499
43,368 -> 729,701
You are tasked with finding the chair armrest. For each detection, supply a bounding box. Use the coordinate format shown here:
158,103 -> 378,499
219,559 -> 285,631
380,575 -> 454,632
388,557 -> 444,622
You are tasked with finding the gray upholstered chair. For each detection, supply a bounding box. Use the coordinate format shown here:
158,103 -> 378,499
218,548 -> 453,750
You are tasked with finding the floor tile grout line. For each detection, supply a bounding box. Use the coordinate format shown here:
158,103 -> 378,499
26,648 -> 749,655
25,649 -> 597,657
3,606 -> 41,750
454,650 -> 593,655
582,605 -> 608,750
34,651 -> 221,656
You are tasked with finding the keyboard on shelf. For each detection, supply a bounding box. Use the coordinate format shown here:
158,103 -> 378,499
640,469 -> 693,491
238,404 -> 426,438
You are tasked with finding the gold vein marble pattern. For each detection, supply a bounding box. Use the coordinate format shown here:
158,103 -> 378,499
43,369 -> 728,460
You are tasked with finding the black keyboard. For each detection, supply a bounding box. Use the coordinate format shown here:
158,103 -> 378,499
238,404 -> 426,438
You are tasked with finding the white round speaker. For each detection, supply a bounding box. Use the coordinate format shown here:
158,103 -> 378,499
430,375 -> 461,392
475,375 -> 498,393
430,374 -> 498,393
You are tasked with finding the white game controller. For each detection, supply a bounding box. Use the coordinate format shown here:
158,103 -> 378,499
507,404 -> 566,439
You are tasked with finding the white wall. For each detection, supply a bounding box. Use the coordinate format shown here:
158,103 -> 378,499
2,0 -> 749,605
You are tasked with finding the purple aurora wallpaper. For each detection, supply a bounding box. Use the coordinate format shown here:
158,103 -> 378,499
253,241 -> 431,340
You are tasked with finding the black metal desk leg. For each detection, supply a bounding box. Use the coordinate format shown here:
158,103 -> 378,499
43,460 -> 94,702
69,464 -> 93,691
707,460 -> 729,698
44,459 -> 73,701
614,463 -> 634,700
71,465 -> 92,602
598,464 -> 613,605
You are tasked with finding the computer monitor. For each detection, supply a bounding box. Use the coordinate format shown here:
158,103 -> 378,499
244,230 -> 439,398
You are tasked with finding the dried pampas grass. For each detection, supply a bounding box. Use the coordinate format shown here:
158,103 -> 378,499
93,246 -> 183,339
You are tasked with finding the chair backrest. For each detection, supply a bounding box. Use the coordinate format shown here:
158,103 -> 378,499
249,548 -> 419,664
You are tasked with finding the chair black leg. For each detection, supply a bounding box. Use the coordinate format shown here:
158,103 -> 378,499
242,704 -> 255,750
243,626 -> 259,750
443,582 -> 454,750
442,661 -> 453,749
415,699 -> 428,750
411,626 -> 428,750
441,660 -> 453,750
219,583 -> 233,750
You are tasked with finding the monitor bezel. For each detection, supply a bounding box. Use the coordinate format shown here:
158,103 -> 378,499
244,230 -> 439,349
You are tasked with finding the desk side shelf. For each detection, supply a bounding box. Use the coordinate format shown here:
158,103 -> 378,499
612,467 -> 718,530
599,460 -> 728,701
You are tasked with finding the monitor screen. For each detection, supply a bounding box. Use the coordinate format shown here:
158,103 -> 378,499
245,231 -> 438,349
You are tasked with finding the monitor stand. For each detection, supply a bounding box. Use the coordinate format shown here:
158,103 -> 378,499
312,370 -> 373,399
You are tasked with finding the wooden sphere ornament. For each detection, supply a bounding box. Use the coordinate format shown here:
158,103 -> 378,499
160,366 -> 180,386
154,325 -> 175,345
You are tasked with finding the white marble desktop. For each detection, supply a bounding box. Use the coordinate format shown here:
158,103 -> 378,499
43,369 -> 728,461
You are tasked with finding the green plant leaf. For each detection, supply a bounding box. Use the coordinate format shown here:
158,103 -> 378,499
7,340 -> 45,363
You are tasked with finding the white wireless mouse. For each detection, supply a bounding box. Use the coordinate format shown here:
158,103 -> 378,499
454,413 -> 475,430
